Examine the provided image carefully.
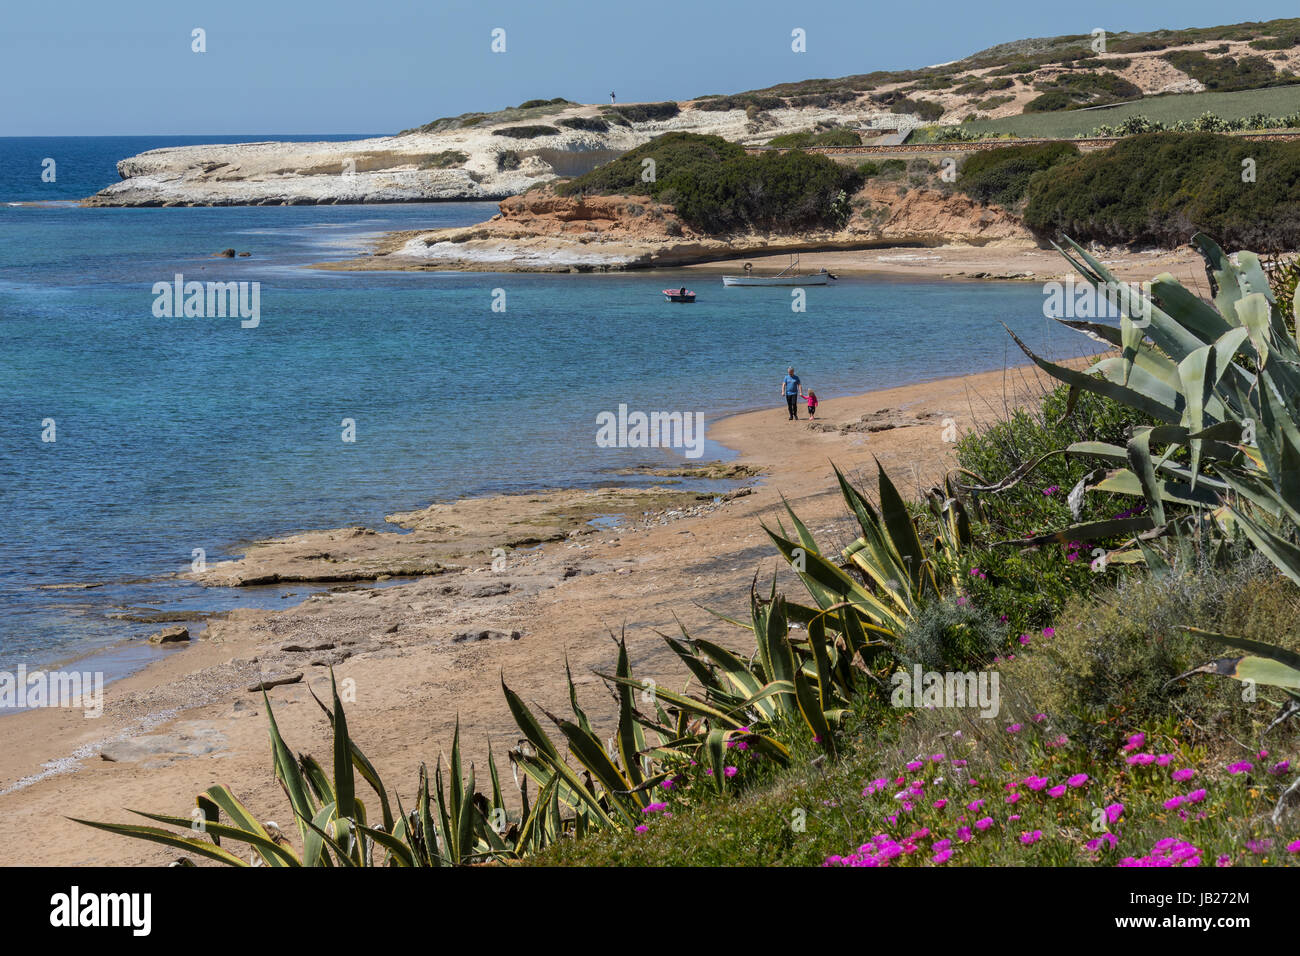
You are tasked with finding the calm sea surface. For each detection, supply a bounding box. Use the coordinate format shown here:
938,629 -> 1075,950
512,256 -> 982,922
0,135 -> 1095,671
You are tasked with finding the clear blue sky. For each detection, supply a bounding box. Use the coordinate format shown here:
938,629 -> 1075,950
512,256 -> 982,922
2,0 -> 1294,135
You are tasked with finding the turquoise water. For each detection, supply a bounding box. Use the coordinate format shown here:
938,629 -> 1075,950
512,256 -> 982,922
0,136 -> 1093,671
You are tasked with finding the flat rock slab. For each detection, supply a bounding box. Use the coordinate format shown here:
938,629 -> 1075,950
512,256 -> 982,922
99,721 -> 227,764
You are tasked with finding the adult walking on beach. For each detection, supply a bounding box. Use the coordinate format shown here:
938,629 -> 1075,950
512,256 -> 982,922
781,366 -> 801,420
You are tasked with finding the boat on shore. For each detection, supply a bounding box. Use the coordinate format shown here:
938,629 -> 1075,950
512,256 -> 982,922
663,288 -> 696,302
722,255 -> 837,287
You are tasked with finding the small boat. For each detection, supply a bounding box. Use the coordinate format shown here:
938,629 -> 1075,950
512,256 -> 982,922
663,288 -> 696,302
722,255 -> 837,286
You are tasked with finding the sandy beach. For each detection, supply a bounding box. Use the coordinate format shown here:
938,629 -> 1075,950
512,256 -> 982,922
0,354 -> 1094,865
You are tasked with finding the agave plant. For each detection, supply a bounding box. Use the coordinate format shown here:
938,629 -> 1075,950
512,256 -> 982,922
1005,234 -> 1300,699
75,670 -> 515,866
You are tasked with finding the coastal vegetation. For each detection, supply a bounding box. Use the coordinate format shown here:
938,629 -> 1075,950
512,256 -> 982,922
960,84 -> 1300,138
1022,133 -> 1300,250
80,235 -> 1300,867
492,125 -> 561,139
767,128 -> 862,148
553,132 -> 861,234
955,141 -> 1078,208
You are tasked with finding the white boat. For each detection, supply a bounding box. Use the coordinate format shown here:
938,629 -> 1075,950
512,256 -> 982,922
722,256 -> 836,286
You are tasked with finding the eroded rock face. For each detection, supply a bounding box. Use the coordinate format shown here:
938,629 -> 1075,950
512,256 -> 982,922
367,180 -> 1035,273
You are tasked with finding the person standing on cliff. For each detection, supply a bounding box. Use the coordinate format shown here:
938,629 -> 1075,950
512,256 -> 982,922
781,367 -> 801,421
610,91 -> 616,104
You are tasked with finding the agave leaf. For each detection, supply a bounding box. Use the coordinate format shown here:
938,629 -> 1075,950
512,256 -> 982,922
128,808 -> 300,866
1179,626 -> 1300,673
792,668 -> 835,756
1149,272 -> 1236,345
263,691 -> 316,850
875,458 -> 934,596
1126,429 -> 1166,525
303,801 -> 336,867
69,819 -> 250,866
1003,516 -> 1154,548
1092,468 -> 1221,508
765,524 -> 905,630
1005,327 -> 1181,424
501,677 -> 561,762
356,822 -> 416,867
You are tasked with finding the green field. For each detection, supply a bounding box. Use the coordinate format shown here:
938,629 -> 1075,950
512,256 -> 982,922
962,84 -> 1300,138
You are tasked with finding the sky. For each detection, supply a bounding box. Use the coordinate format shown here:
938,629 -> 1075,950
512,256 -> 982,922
2,0 -> 1297,135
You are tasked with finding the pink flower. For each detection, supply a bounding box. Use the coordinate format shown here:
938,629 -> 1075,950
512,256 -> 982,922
1126,753 -> 1156,766
967,799 -> 985,811
975,816 -> 994,831
1155,754 -> 1174,766
724,766 -> 738,778
642,802 -> 668,814
933,848 -> 952,864
1216,854 -> 1231,867
1067,773 -> 1088,787
635,824 -> 648,833
1104,802 -> 1124,824
1006,723 -> 1022,734
1048,785 -> 1067,798
1163,795 -> 1185,810
956,826 -> 973,842
1086,833 -> 1118,852
1042,627 -> 1055,639
1122,733 -> 1145,753
1287,840 -> 1300,854
932,799 -> 948,810
1021,830 -> 1042,845
1227,761 -> 1253,775
1006,792 -> 1021,804
906,760 -> 924,772
1269,760 -> 1291,775
1024,776 -> 1048,792
1033,713 -> 1047,723
930,753 -> 946,762
1171,768 -> 1195,782
1018,634 -> 1030,646
1187,788 -> 1207,804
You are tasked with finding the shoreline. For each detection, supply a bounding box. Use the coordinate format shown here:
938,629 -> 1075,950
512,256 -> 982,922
0,353 -> 1096,863
6,336 -> 1081,700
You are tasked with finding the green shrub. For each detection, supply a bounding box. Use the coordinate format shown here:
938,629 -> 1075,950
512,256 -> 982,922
1250,33 -> 1300,51
556,132 -> 862,234
558,116 -> 610,132
1026,71 -> 1141,111
515,97 -> 573,109
856,161 -> 880,177
955,141 -> 1079,208
492,125 -> 559,139
1163,50 -> 1283,91
1012,551 -> 1300,749
897,596 -> 1007,671
767,128 -> 862,148
418,150 -> 468,169
1023,132 -> 1300,250
603,101 -> 681,123
890,96 -> 945,121
692,94 -> 784,112
495,150 -> 521,171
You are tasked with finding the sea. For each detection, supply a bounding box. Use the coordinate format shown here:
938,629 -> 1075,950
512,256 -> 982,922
0,135 -> 1094,676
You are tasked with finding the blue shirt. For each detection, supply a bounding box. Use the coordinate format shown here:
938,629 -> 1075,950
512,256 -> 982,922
783,374 -> 801,395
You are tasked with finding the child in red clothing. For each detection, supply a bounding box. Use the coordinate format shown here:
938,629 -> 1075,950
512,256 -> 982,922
803,388 -> 819,421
